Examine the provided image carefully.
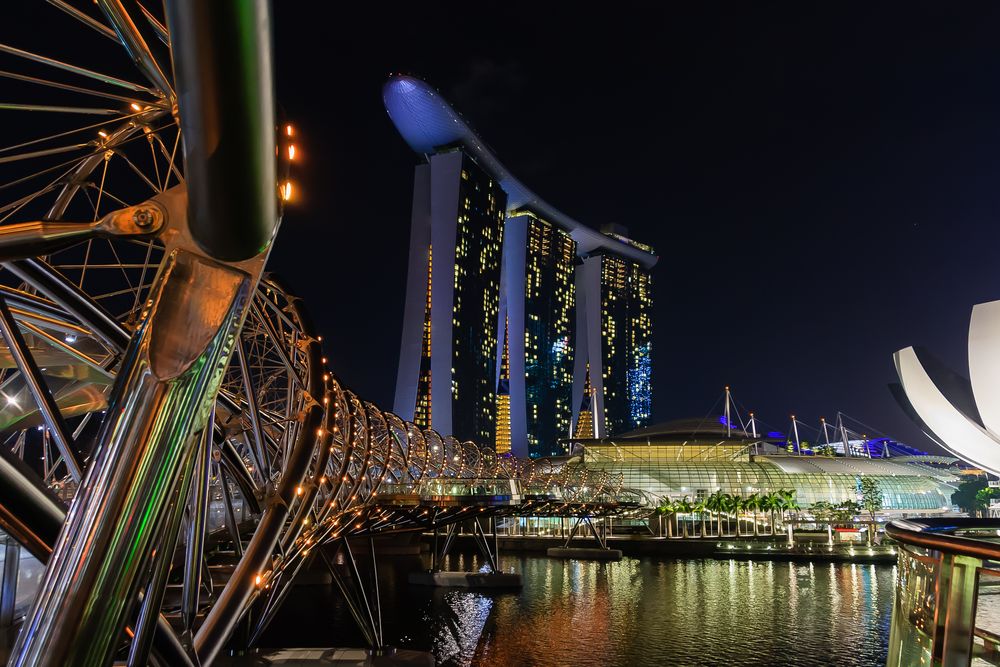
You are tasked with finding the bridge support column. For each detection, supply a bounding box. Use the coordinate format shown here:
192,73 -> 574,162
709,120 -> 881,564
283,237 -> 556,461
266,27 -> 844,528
547,515 -> 623,561
410,516 -> 521,589
432,523 -> 458,572
319,537 -> 385,652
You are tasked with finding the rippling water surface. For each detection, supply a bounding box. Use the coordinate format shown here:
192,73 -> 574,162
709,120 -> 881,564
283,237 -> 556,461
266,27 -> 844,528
264,552 -> 895,667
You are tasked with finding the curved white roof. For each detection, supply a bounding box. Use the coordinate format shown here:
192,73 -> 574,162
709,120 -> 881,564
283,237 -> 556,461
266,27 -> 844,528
758,455 -> 959,483
383,75 -> 658,269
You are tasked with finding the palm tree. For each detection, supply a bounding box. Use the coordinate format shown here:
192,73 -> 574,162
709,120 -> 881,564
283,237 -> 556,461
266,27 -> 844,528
656,500 -> 673,537
733,496 -> 745,537
761,492 -> 779,535
706,491 -> 726,537
721,494 -> 738,536
769,489 -> 798,539
670,499 -> 682,538
743,493 -> 757,537
663,498 -> 686,538
780,489 -> 799,527
746,493 -> 762,537
670,499 -> 682,537
676,496 -> 693,538
773,491 -> 787,530
694,498 -> 708,537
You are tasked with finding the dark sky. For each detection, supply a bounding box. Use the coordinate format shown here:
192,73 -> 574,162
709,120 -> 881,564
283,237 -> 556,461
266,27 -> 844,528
269,2 -> 1000,450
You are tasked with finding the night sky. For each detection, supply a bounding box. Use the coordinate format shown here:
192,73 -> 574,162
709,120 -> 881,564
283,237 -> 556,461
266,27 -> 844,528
268,3 -> 1000,451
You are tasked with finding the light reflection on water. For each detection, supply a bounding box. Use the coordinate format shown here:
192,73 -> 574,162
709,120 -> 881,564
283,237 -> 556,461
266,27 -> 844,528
262,552 -> 896,666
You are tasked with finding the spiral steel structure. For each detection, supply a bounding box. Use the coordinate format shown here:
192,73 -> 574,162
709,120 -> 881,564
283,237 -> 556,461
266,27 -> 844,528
0,2 -> 648,664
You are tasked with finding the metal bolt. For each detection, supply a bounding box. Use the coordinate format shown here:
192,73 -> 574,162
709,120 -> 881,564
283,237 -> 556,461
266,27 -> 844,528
132,207 -> 156,228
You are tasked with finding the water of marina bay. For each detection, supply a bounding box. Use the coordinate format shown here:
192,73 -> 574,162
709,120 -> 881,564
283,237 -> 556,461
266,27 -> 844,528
259,551 -> 893,667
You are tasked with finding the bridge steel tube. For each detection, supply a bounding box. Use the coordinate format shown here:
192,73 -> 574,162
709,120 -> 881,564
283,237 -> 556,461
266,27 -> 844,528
194,286 -> 324,665
182,409 -> 215,633
0,446 -> 194,667
97,0 -> 175,101
9,251 -> 253,667
4,258 -> 131,352
0,297 -> 83,482
164,0 -> 279,261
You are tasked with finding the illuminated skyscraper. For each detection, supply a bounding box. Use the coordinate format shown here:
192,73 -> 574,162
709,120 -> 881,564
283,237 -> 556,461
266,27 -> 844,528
573,225 -> 654,438
392,148 -> 506,443
499,211 -> 577,457
385,75 -> 656,455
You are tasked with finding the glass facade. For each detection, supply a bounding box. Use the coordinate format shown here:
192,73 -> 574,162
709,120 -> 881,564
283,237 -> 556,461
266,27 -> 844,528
522,214 -> 576,457
598,254 -> 653,434
451,155 -> 506,444
581,445 -> 955,511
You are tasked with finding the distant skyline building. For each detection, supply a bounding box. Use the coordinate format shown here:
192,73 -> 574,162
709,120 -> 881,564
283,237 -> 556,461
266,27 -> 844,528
384,74 -> 657,456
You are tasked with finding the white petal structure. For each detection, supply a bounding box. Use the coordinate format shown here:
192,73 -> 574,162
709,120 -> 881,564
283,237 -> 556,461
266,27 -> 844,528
894,299 -> 1000,475
969,301 -> 1000,439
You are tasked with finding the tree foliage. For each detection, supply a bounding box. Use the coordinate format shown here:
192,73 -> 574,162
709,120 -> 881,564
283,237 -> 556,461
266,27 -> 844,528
810,499 -> 859,527
975,487 -> 1000,515
859,476 -> 883,522
952,477 -> 991,515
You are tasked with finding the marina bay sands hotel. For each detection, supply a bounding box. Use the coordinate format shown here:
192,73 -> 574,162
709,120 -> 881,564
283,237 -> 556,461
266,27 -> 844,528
384,75 -> 657,459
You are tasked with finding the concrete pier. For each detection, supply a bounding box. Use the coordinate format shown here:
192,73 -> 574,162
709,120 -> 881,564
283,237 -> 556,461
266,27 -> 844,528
547,547 -> 623,561
407,571 -> 522,588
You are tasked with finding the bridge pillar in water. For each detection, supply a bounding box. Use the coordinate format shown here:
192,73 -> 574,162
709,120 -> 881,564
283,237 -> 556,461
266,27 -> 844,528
547,515 -> 623,561
410,516 -> 522,588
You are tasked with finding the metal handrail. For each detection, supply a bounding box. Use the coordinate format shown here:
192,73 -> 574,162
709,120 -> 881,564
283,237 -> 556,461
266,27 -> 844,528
885,517 -> 1000,560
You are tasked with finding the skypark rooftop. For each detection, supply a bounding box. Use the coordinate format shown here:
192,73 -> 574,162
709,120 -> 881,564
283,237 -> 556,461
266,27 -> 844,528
383,74 -> 658,269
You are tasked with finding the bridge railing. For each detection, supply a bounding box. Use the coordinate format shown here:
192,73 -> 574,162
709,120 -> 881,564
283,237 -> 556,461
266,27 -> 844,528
375,478 -> 522,505
885,517 -> 1000,666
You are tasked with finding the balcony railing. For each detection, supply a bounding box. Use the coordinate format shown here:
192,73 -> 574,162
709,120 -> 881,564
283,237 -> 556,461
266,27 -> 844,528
886,518 -> 1000,666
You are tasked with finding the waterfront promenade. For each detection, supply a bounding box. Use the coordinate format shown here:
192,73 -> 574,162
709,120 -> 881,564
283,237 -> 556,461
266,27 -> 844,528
421,532 -> 898,563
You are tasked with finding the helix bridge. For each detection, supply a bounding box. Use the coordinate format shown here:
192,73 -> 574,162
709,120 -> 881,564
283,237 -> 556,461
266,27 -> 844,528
0,3 -> 649,665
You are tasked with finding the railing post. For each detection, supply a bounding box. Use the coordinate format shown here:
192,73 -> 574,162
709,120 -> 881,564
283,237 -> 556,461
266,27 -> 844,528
933,553 -> 980,666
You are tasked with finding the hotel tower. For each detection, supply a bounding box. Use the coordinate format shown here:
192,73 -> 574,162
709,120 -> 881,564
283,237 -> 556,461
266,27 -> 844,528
385,75 -> 657,457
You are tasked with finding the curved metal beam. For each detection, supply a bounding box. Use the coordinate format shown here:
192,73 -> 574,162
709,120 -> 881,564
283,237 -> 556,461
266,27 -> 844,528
97,0 -> 175,100
0,448 -> 194,667
4,258 -> 131,352
164,0 -> 279,261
